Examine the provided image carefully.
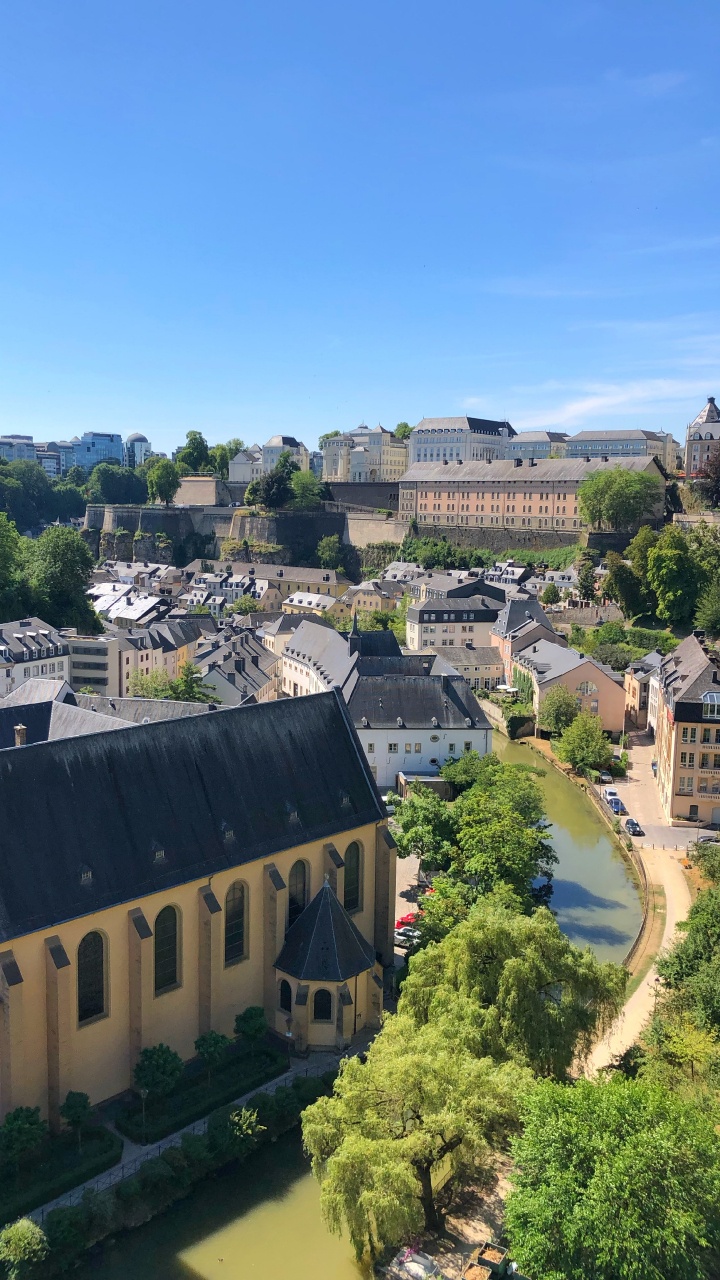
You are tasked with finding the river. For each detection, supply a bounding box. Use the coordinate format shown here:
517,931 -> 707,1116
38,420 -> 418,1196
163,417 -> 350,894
86,740 -> 641,1278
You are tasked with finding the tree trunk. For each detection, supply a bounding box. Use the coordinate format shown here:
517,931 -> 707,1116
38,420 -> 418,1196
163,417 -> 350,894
416,1162 -> 441,1232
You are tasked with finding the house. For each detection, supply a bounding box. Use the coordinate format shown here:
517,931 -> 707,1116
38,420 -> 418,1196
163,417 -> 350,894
398,456 -> 665,532
341,581 -> 397,615
262,436 -> 310,473
685,396 -> 720,477
654,633 -> 720,825
409,416 -> 515,465
505,431 -> 569,460
434,643 -> 504,692
513,639 -> 625,734
0,693 -> 394,1123
0,618 -> 70,697
279,618 -> 491,784
406,593 -> 505,652
282,592 -> 351,620
490,598 -> 566,683
624,651 -> 663,730
228,449 -> 263,484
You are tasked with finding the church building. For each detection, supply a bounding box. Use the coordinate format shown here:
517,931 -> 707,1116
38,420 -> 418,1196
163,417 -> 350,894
0,691 -> 395,1126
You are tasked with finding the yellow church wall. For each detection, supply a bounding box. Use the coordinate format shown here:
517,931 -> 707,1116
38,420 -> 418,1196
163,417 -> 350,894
2,819 -> 385,1120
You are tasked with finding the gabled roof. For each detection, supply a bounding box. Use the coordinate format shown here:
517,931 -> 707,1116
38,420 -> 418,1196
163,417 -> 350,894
2,678 -> 73,705
0,691 -> 384,942
688,397 -> 720,429
492,597 -> 551,639
274,882 -> 375,982
346,673 -> 491,730
0,700 -> 129,749
659,634 -> 720,706
400,456 -> 663,483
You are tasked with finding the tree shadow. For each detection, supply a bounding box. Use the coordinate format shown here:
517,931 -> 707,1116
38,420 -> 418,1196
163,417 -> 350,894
549,879 -> 627,912
557,920 -> 634,947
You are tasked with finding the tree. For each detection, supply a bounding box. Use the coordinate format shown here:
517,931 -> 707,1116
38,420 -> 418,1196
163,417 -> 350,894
147,459 -> 181,506
602,551 -> 644,618
225,437 -> 246,459
695,580 -> 720,638
25,526 -> 100,632
227,594 -> 261,614
578,468 -> 662,532
576,557 -> 596,602
626,524 -> 660,581
302,1014 -> 529,1254
316,534 -> 345,572
647,526 -> 701,624
250,452 -> 299,509
505,1077 -> 720,1280
690,839 -> 720,885
128,668 -> 174,699
134,1044 -> 183,1100
194,1030 -> 230,1082
555,711 -> 613,773
6,460 -> 54,524
0,1107 -> 47,1172
171,661 -> 216,703
537,685 -> 579,735
234,1005 -> 267,1047
394,422 -> 412,440
593,642 -> 635,671
541,581 -> 560,605
696,451 -> 720,508
290,469 -> 324,510
86,463 -> 146,505
400,895 -> 626,1077
208,443 -> 230,479
65,464 -> 88,487
176,430 -> 210,473
394,784 -> 457,868
318,430 -> 342,449
60,1091 -> 91,1152
0,1218 -> 49,1279
0,512 -> 29,621
50,481 -> 86,520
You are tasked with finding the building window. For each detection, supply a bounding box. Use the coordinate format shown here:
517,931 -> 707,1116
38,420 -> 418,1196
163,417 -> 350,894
344,841 -> 362,913
415,742 -> 422,752
388,742 -> 398,753
224,882 -> 247,965
154,905 -> 179,994
367,742 -> 375,753
313,988 -> 332,1021
288,860 -> 308,927
464,741 -> 472,752
448,743 -> 456,754
279,979 -> 292,1013
77,931 -> 106,1024
702,692 -> 720,720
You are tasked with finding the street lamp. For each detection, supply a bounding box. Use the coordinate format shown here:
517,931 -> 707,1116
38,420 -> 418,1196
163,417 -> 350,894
139,1087 -> 148,1145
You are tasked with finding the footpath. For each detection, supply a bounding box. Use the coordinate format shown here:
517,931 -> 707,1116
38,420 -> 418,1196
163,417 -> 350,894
30,1045 -> 350,1224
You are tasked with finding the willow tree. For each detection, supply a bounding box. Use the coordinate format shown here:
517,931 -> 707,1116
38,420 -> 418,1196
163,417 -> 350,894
400,894 -> 626,1077
302,1016 -> 529,1258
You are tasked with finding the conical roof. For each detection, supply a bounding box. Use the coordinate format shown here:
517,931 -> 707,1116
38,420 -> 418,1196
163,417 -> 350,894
689,396 -> 720,427
274,882 -> 375,982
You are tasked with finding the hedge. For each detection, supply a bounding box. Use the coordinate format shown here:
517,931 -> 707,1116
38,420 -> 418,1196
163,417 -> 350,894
19,1070 -> 337,1277
0,1126 -> 123,1227
115,1049 -> 287,1143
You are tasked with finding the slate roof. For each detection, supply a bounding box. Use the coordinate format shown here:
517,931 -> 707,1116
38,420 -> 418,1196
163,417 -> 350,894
412,416 -> 516,437
2,678 -> 73,705
400,456 -> 662,483
509,431 -> 569,443
74,694 -> 214,723
688,397 -> 720,428
347,673 -> 491,730
274,882 -> 375,982
659,634 -> 720,708
0,700 -> 129,749
0,691 -> 384,942
491,597 -> 552,639
569,429 -> 666,442
0,618 -> 68,661
515,639 -> 621,686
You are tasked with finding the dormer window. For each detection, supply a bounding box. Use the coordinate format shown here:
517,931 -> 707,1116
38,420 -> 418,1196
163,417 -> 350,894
152,843 -> 166,865
79,865 -> 93,887
221,820 -> 235,844
339,789 -> 352,812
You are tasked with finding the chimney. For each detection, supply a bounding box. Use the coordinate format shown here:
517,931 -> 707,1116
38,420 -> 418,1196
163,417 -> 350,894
14,724 -> 26,747
529,457 -> 536,467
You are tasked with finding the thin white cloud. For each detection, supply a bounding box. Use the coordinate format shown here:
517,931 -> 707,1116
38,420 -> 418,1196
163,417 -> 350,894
463,379 -> 719,431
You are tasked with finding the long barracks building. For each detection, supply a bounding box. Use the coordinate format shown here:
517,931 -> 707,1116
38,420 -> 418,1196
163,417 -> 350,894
398,456 -> 665,533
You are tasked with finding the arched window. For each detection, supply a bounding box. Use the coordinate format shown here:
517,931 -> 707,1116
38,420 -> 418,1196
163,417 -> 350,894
77,931 -> 106,1023
344,842 -> 361,913
313,988 -> 332,1021
279,979 -> 292,1013
154,905 -> 179,994
288,860 -> 307,927
224,882 -> 247,965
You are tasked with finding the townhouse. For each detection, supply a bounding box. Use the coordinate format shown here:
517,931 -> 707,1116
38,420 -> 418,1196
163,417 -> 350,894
654,633 -> 720,825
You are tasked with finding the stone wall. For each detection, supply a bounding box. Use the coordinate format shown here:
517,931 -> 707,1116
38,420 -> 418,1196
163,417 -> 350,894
325,481 -> 399,511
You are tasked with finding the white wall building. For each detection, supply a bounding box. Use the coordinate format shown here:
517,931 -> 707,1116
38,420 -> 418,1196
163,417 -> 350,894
261,436 -> 310,473
409,416 -> 515,465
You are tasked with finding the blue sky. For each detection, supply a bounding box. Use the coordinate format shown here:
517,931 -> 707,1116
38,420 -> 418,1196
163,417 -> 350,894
1,1 -> 718,454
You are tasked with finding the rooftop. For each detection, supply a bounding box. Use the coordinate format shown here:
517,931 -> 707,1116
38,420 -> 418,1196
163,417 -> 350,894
411,416 -> 516,437
274,882 -> 375,982
400,456 -> 663,484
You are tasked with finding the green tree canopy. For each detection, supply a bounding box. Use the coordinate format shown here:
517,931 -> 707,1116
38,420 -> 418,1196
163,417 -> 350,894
194,1030 -> 230,1081
505,1077 -> 720,1280
576,557 -> 597,602
290,469 -> 324,509
695,580 -> 720,638
555,710 -> 613,773
578,468 -> 663,532
208,443 -> 230,478
176,430 -> 210,473
0,1107 -> 47,1172
87,463 -> 147,505
302,1014 -> 530,1253
25,526 -> 100,633
602,551 -> 644,618
696,451 -> 720,509
626,523 -> 660,580
147,458 -> 181,506
318,430 -> 342,449
134,1043 -> 183,1099
227,594 -> 261,614
537,685 -> 579,735
541,581 -> 560,605
225,437 -> 246,459
400,895 -> 625,1077
50,481 -> 86,520
6,460 -> 53,525
60,1091 -> 91,1152
0,1218 -> 49,1279
394,421 -> 412,440
647,526 -> 701,624
316,533 -> 345,571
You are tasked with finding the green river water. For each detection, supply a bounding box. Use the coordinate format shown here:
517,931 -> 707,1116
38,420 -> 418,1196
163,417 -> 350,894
86,736 -> 642,1279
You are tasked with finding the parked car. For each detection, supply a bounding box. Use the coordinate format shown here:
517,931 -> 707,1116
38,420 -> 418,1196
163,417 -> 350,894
599,772 -> 613,785
608,797 -> 626,815
603,786 -> 619,802
394,926 -> 420,948
625,818 -> 644,836
395,912 -> 418,929
696,834 -> 720,845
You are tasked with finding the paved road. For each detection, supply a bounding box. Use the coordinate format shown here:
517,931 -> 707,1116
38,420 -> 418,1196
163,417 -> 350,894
586,731 -> 692,1074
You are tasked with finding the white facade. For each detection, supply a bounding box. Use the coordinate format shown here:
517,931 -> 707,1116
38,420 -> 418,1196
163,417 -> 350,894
229,450 -> 263,483
357,726 -> 492,788
322,426 -> 408,483
409,417 -> 512,465
647,672 -> 660,735
262,436 -> 310,473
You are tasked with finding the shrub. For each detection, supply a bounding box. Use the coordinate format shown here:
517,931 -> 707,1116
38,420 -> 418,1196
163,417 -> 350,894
0,1217 -> 48,1279
194,1030 -> 230,1081
0,1126 -> 122,1227
234,1006 -> 267,1047
44,1204 -> 88,1270
60,1091 -> 91,1153
0,1108 -> 46,1172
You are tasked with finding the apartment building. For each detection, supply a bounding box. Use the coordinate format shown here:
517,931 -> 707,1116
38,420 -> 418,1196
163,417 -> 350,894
564,429 -> 677,470
685,396 -> 720,477
185,562 -> 350,602
654,633 -> 720,825
513,639 -> 625,734
624,651 -> 663,730
0,618 -> 70,695
398,456 -> 665,531
261,435 -> 310,473
409,416 -> 515,464
322,425 -> 408,483
433,643 -> 504,692
490,598 -> 566,683
505,431 -> 568,460
228,449 -> 264,483
406,593 -> 504,652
